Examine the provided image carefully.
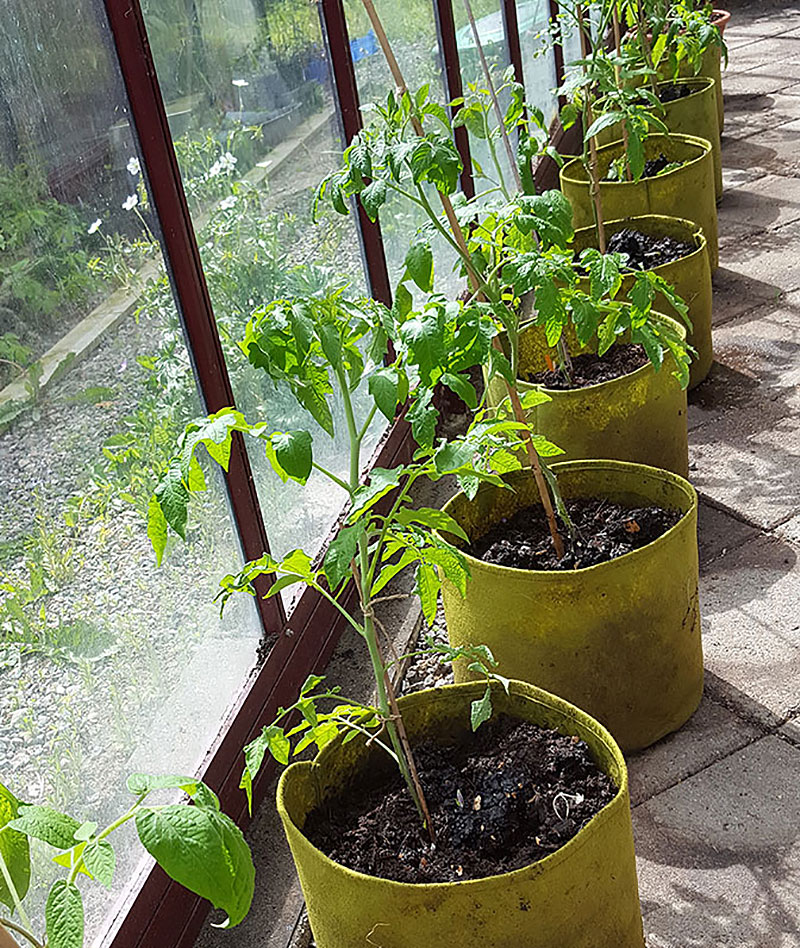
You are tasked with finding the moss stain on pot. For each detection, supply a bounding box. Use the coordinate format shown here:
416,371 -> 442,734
440,462 -> 703,753
277,680 -> 645,948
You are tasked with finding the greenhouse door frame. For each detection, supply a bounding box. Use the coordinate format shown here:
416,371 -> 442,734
98,1 -> 571,945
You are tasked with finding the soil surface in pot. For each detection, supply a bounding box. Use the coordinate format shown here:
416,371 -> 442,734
303,715 -> 615,883
468,496 -> 684,571
524,342 -> 649,389
607,227 -> 694,270
604,152 -> 685,181
656,83 -> 694,103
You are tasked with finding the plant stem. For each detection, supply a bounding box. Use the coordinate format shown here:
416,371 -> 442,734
67,794 -> 146,886
0,851 -> 33,935
578,4 -> 607,253
0,918 -> 43,948
612,5 -> 634,181
358,0 -> 565,558
637,0 -> 660,95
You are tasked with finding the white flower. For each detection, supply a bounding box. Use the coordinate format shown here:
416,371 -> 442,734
127,156 -> 141,176
220,151 -> 237,172
208,160 -> 222,178
87,218 -> 102,235
122,194 -> 139,211
218,195 -> 237,210
232,78 -> 249,87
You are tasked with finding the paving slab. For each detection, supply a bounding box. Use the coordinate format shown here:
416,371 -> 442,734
710,266 -> 784,326
719,122 -> 800,178
717,217 -> 800,295
717,171 -> 800,237
699,533 -> 800,724
724,64 -> 800,97
634,736 -> 800,946
626,694 -> 762,807
697,500 -> 760,566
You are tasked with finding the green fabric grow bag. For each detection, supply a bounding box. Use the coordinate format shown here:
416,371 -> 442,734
440,462 -> 703,752
560,133 -> 718,270
573,215 -> 713,388
277,680 -> 644,948
596,78 -> 722,200
676,44 -> 724,131
486,312 -> 690,477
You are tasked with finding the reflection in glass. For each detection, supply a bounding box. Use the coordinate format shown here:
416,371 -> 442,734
0,0 -> 259,939
142,0 -> 388,602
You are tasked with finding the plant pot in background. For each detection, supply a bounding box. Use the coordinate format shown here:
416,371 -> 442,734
712,8 -> 731,37
573,215 -> 713,387
277,680 -> 645,948
560,133 -> 718,269
596,78 -> 722,201
486,313 -> 690,477
441,462 -> 703,752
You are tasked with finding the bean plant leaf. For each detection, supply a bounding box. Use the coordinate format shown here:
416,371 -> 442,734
135,805 -> 254,929
126,773 -> 203,796
46,880 -> 84,948
82,839 -> 116,890
154,460 -> 190,542
0,782 -> 30,909
147,495 -> 169,567
10,806 -> 82,850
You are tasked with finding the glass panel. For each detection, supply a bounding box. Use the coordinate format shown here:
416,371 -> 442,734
517,0 -> 560,125
452,0 -> 515,197
0,0 -> 259,939
343,0 -> 461,299
142,0 -> 387,606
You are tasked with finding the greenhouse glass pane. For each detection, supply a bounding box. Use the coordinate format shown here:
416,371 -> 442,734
343,0 -> 462,299
142,0 -> 387,609
0,0 -> 260,940
452,0 -> 515,199
516,0 -> 560,125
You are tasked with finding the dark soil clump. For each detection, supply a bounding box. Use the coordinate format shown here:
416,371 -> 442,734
304,715 -> 615,883
607,227 -> 694,270
525,342 -> 649,389
468,496 -> 684,571
657,83 -> 694,103
642,153 -> 681,177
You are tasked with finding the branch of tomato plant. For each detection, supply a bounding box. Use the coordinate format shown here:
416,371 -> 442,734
358,0 -> 566,558
612,3 -> 634,181
577,2 -> 609,252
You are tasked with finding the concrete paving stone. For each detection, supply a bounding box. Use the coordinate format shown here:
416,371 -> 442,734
626,694 -> 762,807
735,33 -> 800,66
780,717 -> 800,745
723,64 -> 800,97
710,266 -> 784,326
635,737 -> 800,946
697,500 -> 760,567
690,301 -> 800,429
699,533 -> 800,723
776,513 -> 800,547
716,172 -> 800,238
718,217 -> 800,293
720,121 -> 800,178
690,390 -> 800,528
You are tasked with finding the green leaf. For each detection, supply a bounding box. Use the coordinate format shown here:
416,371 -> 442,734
82,839 -> 115,890
154,460 -> 190,541
395,507 -> 469,542
350,467 -> 403,520
441,372 -> 477,409
147,494 -> 169,566
415,563 -> 440,625
584,110 -> 625,140
270,430 -> 313,483
73,821 -> 97,842
404,242 -> 434,292
581,249 -> 622,301
52,841 -> 92,879
46,880 -> 83,948
10,806 -> 81,850
407,391 -> 438,450
360,179 -> 387,220
135,805 -> 254,928
126,773 -> 202,796
323,524 -> 361,590
0,782 -> 30,910
517,191 -> 574,247
470,684 -> 493,730
368,367 -> 400,422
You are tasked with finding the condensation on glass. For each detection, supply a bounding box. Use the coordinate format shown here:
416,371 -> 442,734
0,0 -> 259,937
141,0 -> 388,604
517,0 -> 561,126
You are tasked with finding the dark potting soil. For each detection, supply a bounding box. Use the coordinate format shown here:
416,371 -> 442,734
604,152 -> 684,181
303,715 -> 615,883
525,342 -> 649,390
468,496 -> 684,571
657,83 -> 694,104
607,227 -> 694,270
